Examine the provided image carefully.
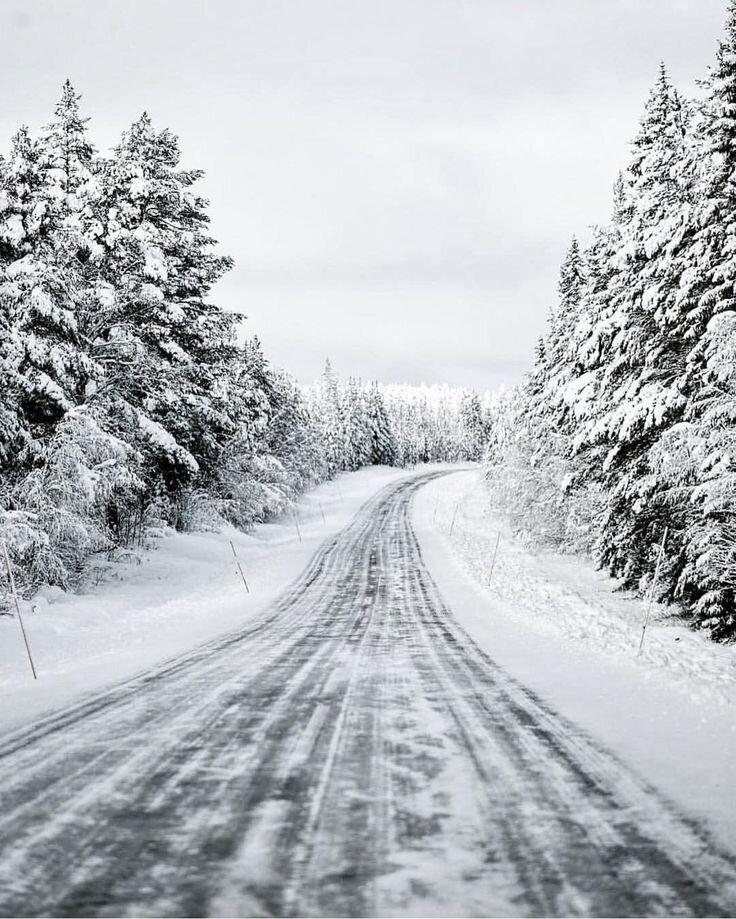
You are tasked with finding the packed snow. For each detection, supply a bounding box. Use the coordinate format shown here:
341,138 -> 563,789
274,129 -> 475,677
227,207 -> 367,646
414,469 -> 736,852
0,465 -> 444,732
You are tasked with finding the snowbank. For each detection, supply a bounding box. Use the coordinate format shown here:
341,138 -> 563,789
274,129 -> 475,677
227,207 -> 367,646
0,465 -> 440,732
414,469 -> 736,852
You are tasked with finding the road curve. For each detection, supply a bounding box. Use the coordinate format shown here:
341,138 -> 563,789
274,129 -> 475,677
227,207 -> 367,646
1,471 -> 735,918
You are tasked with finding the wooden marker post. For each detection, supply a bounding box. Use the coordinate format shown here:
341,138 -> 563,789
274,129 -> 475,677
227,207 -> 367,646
638,527 -> 668,655
2,540 -> 37,680
449,503 -> 460,537
229,540 -> 250,593
292,506 -> 303,542
487,531 -> 501,587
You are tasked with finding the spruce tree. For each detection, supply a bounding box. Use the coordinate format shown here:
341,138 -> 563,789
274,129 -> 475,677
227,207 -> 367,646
0,88 -> 100,455
366,383 -> 398,466
97,112 -> 236,505
665,3 -> 736,633
459,390 -> 488,461
594,66 -> 691,585
316,359 -> 344,477
342,378 -> 371,471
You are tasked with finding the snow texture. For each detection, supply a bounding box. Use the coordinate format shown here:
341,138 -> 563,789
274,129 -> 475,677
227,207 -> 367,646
0,465 -> 430,732
414,469 -> 736,853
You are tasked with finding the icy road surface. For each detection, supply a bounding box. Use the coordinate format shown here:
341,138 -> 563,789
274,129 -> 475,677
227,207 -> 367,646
1,472 -> 735,918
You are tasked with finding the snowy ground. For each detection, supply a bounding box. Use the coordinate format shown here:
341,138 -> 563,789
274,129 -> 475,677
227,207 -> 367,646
3,465 -> 736,917
414,469 -> 736,853
0,465 -> 442,733
2,469 -> 734,918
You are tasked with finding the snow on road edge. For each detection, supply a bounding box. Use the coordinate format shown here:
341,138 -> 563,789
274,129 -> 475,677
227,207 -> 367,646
413,469 -> 736,853
421,469 -> 736,704
0,465 -> 446,732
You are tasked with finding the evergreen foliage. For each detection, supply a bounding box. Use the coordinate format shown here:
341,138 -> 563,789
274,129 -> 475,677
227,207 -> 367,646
305,374 -> 490,474
486,5 -> 736,640
0,89 -> 306,592
0,83 -> 490,599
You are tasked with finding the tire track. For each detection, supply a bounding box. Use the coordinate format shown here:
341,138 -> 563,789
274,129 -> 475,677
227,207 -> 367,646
0,471 -> 734,917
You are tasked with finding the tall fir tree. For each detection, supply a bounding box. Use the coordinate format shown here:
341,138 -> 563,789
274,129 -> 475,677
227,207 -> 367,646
315,358 -> 344,477
0,86 -> 101,461
366,383 -> 397,467
484,18 -> 736,639
580,64 -> 692,589
97,112 -> 237,506
342,377 -> 371,471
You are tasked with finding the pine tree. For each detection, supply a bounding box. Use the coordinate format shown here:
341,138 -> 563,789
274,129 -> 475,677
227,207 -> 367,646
678,311 -> 736,636
266,371 -> 325,491
97,112 -> 236,507
366,383 -> 397,466
526,236 -> 585,438
315,359 -> 344,477
342,378 -> 371,471
507,234 -> 599,551
10,406 -> 142,586
663,4 -> 736,632
0,87 -> 100,460
41,79 -> 96,209
553,65 -> 692,587
459,390 -> 488,461
0,82 -> 343,590
0,148 -> 25,465
682,1 -> 736,340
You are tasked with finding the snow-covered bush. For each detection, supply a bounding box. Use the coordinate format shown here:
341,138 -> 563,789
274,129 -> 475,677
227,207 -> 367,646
3,408 -> 142,590
484,389 -> 600,555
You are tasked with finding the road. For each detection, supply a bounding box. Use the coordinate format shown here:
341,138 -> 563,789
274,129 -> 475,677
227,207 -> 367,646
1,471 -> 735,918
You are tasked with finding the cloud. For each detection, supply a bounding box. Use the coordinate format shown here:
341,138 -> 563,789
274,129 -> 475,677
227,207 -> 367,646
0,0 -> 729,389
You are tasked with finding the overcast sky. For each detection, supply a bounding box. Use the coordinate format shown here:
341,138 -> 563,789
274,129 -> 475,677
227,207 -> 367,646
0,1 -> 728,389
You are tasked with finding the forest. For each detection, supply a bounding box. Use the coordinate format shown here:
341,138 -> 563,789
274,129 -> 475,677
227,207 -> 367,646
0,83 -> 489,595
485,5 -> 736,641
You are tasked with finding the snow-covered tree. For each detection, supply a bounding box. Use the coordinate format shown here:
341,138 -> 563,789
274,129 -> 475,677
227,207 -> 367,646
458,390 -> 488,461
485,17 -> 736,639
365,383 -> 397,466
0,87 -> 100,453
312,359 -> 344,477
341,378 -> 371,471
1,407 -> 141,587
96,112 -> 237,508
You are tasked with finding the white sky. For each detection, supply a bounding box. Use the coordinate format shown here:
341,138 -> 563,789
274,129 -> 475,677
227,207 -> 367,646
0,1 -> 728,388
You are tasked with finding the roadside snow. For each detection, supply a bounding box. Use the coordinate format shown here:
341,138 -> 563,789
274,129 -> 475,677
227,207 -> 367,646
414,469 -> 736,852
0,466 -> 436,732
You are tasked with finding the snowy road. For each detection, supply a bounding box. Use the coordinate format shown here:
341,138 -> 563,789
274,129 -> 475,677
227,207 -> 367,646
1,472 -> 735,918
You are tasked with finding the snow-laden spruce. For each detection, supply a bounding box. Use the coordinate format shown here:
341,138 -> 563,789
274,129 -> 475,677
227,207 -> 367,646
486,2 -> 736,641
